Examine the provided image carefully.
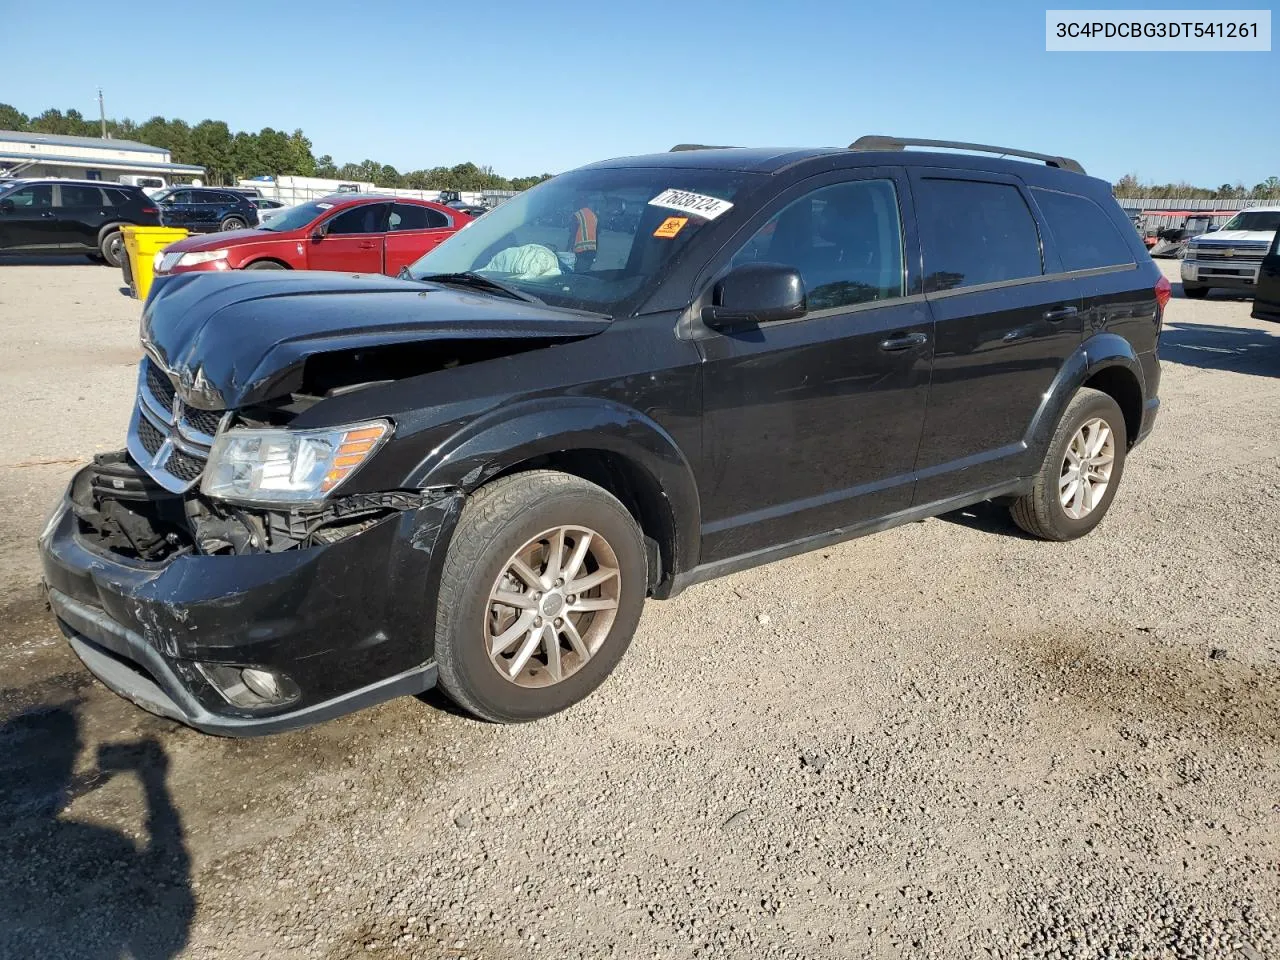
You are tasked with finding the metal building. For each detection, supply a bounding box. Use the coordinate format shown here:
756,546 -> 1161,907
0,130 -> 204,184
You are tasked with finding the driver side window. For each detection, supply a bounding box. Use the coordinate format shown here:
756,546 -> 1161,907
7,185 -> 53,208
326,204 -> 385,235
732,179 -> 905,311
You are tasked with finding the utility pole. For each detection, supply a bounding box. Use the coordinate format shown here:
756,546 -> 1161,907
98,88 -> 107,138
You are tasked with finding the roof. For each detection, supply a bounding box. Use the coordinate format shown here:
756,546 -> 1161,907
588,148 -> 832,173
0,177 -> 150,189
0,151 -> 203,174
0,129 -> 166,154
588,145 -> 1109,189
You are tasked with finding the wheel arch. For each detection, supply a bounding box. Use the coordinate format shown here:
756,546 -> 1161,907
1025,333 -> 1146,457
410,398 -> 701,597
241,257 -> 291,270
96,221 -> 130,246
1081,363 -> 1143,448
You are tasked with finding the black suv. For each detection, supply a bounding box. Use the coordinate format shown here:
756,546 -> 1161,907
0,179 -> 160,267
40,137 -> 1166,735
154,187 -> 259,233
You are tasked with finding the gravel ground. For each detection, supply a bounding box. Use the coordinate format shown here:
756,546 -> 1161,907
0,257 -> 1276,960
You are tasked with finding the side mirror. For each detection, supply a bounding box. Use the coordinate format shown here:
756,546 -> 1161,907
702,262 -> 806,328
0,198 -> 13,214
310,224 -> 327,242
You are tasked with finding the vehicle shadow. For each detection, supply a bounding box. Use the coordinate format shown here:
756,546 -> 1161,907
1161,320 -> 1279,377
0,703 -> 194,959
937,499 -> 1036,539
1171,281 -> 1254,301
0,254 -> 107,267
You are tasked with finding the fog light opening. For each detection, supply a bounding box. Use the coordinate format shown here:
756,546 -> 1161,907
197,662 -> 300,709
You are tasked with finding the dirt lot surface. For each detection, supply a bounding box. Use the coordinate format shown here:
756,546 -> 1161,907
1,258 -> 1276,960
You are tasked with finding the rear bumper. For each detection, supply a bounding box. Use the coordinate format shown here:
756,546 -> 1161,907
39,472 -> 463,736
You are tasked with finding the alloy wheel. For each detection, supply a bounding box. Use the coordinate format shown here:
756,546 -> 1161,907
485,525 -> 621,688
1059,417 -> 1115,519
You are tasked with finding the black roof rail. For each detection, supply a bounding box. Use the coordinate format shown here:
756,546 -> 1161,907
849,135 -> 1086,175
669,143 -> 736,152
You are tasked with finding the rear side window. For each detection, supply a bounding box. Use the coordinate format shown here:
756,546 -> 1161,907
104,188 -> 136,206
389,204 -> 450,230
916,179 -> 1042,292
58,185 -> 105,207
731,179 -> 905,310
1032,189 -> 1134,270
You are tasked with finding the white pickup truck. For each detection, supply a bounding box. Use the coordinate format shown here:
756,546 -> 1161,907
1181,205 -> 1280,298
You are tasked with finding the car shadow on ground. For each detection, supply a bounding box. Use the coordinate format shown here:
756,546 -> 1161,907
0,254 -> 110,267
0,702 -> 193,959
1171,280 -> 1254,301
1161,320 -> 1280,377
937,499 -> 1036,539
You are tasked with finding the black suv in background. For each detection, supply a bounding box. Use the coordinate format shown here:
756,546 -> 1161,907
154,187 -> 259,233
0,179 -> 160,266
40,137 -> 1167,735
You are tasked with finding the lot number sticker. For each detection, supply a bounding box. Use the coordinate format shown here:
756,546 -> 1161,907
653,216 -> 689,238
648,189 -> 734,221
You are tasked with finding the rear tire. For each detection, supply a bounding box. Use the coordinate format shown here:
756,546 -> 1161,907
1010,388 -> 1127,542
221,217 -> 247,231
244,260 -> 286,270
1182,284 -> 1209,299
100,230 -> 124,268
433,471 -> 647,723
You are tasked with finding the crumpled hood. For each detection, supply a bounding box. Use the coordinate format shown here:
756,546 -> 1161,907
141,271 -> 611,409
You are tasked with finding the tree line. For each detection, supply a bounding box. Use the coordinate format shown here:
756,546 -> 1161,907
1113,173 -> 1280,201
0,104 -> 554,192
7,103 -> 1278,200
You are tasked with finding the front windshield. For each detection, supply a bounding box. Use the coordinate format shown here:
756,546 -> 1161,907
258,200 -> 335,232
1219,211 -> 1280,232
407,167 -> 758,314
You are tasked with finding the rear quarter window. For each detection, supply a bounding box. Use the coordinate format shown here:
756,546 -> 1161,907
916,178 -> 1043,292
1031,188 -> 1135,270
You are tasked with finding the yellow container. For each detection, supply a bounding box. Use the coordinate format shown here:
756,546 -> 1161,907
121,225 -> 190,301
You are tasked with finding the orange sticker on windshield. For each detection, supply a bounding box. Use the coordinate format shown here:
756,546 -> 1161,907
653,216 -> 689,238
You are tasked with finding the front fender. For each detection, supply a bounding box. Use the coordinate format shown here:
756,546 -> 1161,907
1024,333 -> 1145,457
410,397 -> 701,580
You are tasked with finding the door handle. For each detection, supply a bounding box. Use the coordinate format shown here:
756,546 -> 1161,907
1043,305 -> 1079,322
358,241 -> 376,250
879,331 -> 928,352
40,211 -> 56,218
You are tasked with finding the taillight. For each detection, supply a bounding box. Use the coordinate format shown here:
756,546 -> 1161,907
1154,275 -> 1171,311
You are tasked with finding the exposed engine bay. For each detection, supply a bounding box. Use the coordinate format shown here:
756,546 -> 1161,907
71,451 -> 432,563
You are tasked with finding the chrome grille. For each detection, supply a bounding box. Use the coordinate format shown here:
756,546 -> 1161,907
181,406 -> 224,436
135,415 -> 165,456
1192,245 -> 1268,262
126,358 -> 225,493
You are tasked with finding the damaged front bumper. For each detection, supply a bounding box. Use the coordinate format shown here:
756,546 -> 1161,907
39,461 -> 463,736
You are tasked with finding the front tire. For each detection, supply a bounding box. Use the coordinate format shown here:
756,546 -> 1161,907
100,230 -> 124,268
434,471 -> 647,723
1010,388 -> 1127,541
244,260 -> 286,270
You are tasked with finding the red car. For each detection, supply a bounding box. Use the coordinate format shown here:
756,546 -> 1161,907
153,195 -> 470,277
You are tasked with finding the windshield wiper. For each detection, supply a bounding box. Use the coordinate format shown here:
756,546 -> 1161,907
413,271 -> 544,304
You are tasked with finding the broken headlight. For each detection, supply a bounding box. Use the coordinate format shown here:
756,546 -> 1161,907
201,420 -> 392,505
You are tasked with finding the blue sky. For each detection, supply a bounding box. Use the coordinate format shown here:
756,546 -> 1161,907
5,0 -> 1276,185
